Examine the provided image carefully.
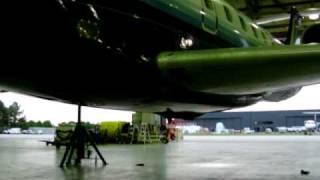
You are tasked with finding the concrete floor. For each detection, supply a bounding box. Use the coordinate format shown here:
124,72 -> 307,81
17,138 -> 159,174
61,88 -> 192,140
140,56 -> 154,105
0,135 -> 320,180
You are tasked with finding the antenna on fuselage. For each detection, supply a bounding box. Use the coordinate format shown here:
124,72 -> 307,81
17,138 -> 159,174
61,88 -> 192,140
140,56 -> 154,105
285,7 -> 303,45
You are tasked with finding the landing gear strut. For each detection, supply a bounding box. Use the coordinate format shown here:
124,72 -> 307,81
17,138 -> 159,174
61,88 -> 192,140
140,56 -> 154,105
60,104 -> 107,167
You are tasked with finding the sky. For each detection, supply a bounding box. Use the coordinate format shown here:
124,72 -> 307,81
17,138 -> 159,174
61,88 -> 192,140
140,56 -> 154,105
1,84 -> 320,125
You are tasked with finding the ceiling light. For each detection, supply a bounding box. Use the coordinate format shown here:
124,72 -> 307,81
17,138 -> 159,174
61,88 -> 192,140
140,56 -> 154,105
309,14 -> 319,20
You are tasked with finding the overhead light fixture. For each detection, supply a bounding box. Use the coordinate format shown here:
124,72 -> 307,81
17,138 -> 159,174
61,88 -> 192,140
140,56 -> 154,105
309,14 -> 319,20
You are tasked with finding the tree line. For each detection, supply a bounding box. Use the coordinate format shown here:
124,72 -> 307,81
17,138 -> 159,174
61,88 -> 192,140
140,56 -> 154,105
0,100 -> 54,129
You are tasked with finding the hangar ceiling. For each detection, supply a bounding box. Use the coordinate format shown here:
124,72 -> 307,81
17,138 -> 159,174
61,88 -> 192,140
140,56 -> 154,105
225,0 -> 320,39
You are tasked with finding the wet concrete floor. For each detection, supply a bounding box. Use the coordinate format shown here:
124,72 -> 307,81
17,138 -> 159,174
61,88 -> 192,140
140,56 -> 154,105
0,135 -> 320,180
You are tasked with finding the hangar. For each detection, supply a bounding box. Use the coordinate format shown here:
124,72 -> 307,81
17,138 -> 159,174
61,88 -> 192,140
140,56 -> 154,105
0,0 -> 319,176
194,110 -> 320,131
226,0 -> 320,40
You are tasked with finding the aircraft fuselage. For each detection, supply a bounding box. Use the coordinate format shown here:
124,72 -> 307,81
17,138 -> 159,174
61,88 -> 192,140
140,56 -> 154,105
0,0 -> 285,118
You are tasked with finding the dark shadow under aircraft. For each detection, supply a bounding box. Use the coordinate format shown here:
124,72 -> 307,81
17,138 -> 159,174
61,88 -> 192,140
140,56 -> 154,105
1,0 -> 320,119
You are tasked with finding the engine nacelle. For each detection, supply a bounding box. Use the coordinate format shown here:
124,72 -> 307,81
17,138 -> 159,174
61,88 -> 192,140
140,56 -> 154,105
263,87 -> 302,102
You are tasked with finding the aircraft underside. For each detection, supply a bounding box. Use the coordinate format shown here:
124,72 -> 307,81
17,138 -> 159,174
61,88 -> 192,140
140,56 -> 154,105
0,0 -> 261,118
0,70 -> 262,119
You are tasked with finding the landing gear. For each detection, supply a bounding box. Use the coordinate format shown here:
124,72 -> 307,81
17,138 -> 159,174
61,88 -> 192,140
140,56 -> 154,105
60,104 -> 107,167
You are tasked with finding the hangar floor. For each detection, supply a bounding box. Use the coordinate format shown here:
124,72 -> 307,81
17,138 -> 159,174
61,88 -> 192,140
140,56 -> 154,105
0,135 -> 320,180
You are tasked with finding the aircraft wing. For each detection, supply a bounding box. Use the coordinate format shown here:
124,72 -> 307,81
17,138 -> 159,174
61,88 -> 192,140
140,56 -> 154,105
157,44 -> 320,96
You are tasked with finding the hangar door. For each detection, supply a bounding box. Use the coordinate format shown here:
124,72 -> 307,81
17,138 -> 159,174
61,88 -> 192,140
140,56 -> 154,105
285,116 -> 305,126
